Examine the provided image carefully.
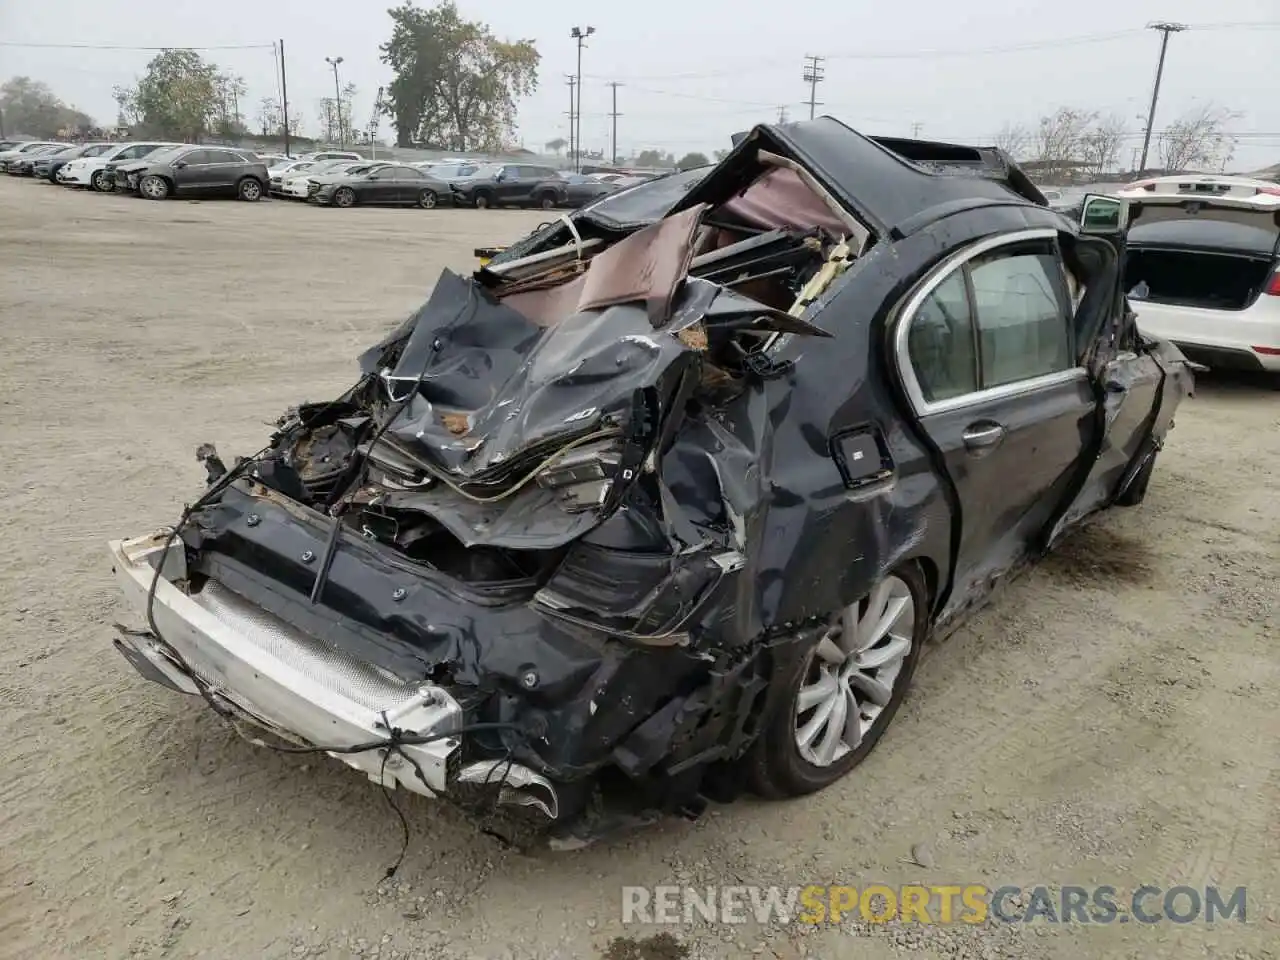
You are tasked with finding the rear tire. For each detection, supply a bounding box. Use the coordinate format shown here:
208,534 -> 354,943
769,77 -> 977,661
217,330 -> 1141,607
1114,450 -> 1157,506
745,564 -> 928,799
91,170 -> 112,192
537,191 -> 557,210
417,189 -> 438,209
237,177 -> 263,201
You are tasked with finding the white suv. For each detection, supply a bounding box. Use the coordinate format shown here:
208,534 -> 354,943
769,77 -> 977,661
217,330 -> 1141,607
1114,175 -> 1280,376
59,142 -> 181,191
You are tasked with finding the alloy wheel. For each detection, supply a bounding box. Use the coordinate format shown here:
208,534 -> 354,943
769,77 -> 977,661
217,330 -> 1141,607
794,575 -> 915,767
239,179 -> 262,201
419,190 -> 437,209
335,187 -> 355,208
140,176 -> 168,200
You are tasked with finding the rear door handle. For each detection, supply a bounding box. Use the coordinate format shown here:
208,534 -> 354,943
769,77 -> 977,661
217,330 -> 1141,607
962,421 -> 1006,452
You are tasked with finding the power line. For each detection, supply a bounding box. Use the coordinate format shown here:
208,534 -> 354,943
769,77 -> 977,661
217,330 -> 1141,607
627,85 -> 777,108
578,21 -> 1280,82
0,41 -> 275,50
802,55 -> 824,120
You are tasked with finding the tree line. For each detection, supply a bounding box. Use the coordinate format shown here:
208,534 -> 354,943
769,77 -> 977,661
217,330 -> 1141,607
995,103 -> 1240,180
1,77 -> 98,138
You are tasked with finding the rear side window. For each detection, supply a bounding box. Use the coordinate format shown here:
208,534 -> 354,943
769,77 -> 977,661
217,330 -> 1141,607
968,251 -> 1073,388
905,238 -> 1075,405
907,272 -> 977,402
205,150 -> 244,164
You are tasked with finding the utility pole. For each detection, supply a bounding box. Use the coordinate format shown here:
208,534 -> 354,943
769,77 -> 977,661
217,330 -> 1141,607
777,105 -> 789,124
325,55 -> 345,148
570,26 -> 595,172
1138,22 -> 1187,173
608,81 -> 622,165
911,122 -> 924,138
279,39 -> 291,157
369,86 -> 384,160
802,55 -> 825,120
565,75 -> 577,167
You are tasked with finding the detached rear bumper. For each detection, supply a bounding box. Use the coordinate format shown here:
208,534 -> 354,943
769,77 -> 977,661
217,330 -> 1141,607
108,533 -> 465,795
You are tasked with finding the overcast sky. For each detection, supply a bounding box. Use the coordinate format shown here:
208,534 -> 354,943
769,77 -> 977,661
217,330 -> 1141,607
2,0 -> 1278,168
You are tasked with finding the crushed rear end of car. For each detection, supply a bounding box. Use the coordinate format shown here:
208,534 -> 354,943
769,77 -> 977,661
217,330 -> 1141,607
109,121 -> 882,846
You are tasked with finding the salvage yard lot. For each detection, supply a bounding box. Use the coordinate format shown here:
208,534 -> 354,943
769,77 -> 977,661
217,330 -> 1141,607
1,179 -> 1277,960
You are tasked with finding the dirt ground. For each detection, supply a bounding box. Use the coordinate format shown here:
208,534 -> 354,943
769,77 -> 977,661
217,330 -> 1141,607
1,178 -> 1277,960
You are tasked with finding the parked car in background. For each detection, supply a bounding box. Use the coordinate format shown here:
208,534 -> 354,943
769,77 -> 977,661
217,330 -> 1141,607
279,160 -> 372,199
112,145 -> 269,201
268,160 -> 317,195
108,120 -> 1193,845
60,142 -> 180,190
0,141 -> 65,171
450,163 -> 563,208
421,161 -> 480,180
311,162 -> 452,208
1112,174 -> 1280,377
33,142 -> 115,182
4,143 -> 66,175
300,150 -> 364,163
531,172 -> 615,209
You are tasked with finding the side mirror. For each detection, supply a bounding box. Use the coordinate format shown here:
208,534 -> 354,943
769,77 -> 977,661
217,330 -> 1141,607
174,160 -> 188,169
1078,194 -> 1129,235
494,170 -> 507,182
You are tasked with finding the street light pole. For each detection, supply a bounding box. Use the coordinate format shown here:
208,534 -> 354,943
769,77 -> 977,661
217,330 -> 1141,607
570,26 -> 594,173
325,55 -> 345,148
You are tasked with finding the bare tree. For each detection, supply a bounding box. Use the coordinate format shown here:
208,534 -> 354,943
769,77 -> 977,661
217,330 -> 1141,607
994,122 -> 1032,160
318,97 -> 336,142
1077,114 -> 1126,176
1032,107 -> 1098,183
1158,103 -> 1240,172
339,81 -> 358,144
256,97 -> 281,138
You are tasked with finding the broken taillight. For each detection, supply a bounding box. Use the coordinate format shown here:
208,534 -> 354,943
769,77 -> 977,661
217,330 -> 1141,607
1264,271 -> 1280,297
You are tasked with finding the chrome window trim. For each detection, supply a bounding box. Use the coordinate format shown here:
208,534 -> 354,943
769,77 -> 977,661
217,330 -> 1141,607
893,227 -> 1084,416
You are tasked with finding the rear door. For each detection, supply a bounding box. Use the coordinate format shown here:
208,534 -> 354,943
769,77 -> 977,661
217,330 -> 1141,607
393,165 -> 426,203
897,228 -> 1097,607
202,149 -> 248,194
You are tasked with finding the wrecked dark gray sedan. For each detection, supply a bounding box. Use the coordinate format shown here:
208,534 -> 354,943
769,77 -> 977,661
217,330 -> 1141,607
109,118 -> 1194,847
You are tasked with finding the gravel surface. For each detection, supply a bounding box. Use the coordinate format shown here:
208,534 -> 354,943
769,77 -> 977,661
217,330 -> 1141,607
1,179 -> 1277,960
